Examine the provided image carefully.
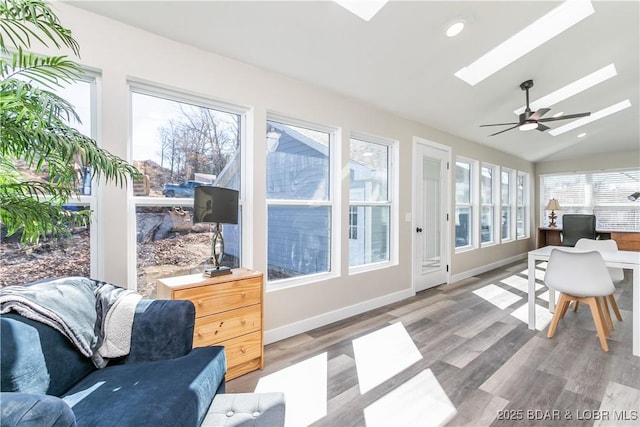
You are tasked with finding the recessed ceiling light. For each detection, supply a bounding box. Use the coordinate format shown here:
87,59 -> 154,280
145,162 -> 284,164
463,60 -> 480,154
334,0 -> 389,21
454,0 -> 594,86
577,132 -> 587,138
549,99 -> 632,136
514,64 -> 618,115
446,22 -> 465,37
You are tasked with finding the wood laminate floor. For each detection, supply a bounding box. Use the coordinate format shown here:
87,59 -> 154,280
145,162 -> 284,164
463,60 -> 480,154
226,261 -> 640,427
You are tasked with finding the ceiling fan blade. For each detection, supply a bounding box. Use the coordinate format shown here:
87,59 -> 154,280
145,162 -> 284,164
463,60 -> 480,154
536,123 -> 550,132
530,108 -> 550,121
538,112 -> 590,122
488,124 -> 520,136
480,122 -> 520,127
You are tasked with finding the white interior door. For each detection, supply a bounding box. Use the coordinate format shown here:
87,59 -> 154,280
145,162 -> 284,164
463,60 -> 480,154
413,139 -> 450,291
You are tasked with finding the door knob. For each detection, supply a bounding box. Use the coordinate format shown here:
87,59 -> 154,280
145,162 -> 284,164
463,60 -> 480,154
416,227 -> 423,233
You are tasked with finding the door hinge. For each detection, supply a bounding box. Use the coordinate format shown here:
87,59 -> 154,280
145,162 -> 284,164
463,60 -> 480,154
446,161 -> 450,170
446,213 -> 449,221
446,264 -> 449,272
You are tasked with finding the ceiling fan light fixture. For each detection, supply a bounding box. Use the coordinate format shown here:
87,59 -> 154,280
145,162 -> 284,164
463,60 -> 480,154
549,99 -> 632,136
446,21 -> 465,37
514,64 -> 618,115
519,122 -> 538,131
454,0 -> 594,86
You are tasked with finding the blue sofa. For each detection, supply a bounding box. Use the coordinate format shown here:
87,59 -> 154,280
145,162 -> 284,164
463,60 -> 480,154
1,298 -> 226,427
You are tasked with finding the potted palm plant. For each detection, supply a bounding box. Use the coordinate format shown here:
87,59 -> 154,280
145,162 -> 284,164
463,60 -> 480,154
0,0 -> 139,244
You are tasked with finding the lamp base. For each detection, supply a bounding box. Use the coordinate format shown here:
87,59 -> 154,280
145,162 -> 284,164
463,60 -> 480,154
204,266 -> 232,277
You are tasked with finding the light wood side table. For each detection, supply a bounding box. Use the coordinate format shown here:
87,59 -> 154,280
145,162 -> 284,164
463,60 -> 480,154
157,268 -> 264,380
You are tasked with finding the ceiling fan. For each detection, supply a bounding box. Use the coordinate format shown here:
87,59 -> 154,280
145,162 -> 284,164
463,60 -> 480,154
480,79 -> 590,136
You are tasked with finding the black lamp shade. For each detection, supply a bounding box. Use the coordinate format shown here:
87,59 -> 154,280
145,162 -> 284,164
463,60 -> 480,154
193,186 -> 239,224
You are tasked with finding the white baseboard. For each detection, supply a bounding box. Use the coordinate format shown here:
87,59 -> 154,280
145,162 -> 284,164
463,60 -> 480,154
264,287 -> 415,345
448,253 -> 527,284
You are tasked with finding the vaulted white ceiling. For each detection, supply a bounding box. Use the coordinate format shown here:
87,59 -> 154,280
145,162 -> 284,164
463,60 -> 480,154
67,0 -> 639,163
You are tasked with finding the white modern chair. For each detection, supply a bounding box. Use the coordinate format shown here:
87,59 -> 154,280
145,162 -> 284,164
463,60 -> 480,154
544,249 -> 616,352
574,238 -> 623,322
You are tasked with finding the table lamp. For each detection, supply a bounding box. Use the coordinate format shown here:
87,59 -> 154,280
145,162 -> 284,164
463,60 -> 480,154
545,198 -> 561,227
193,186 -> 239,277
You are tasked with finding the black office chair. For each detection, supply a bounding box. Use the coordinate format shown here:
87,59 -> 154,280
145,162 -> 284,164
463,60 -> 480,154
561,214 -> 596,247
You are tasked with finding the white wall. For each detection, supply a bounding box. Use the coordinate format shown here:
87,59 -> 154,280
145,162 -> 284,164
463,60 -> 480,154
53,3 -> 535,342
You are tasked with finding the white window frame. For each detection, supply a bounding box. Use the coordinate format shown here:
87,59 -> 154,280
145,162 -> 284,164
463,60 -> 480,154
47,72 -> 102,278
265,113 -> 339,290
516,171 -> 530,239
348,133 -> 396,274
127,81 -> 248,287
455,157 -> 476,252
500,167 -> 515,243
480,163 -> 498,247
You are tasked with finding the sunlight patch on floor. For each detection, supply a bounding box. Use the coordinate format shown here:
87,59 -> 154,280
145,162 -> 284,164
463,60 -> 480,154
473,284 -> 522,309
510,303 -> 553,330
363,369 -> 456,427
353,322 -> 422,394
254,352 -> 327,427
519,266 -> 547,281
500,274 -> 543,293
538,290 -> 550,302
595,381 -> 640,427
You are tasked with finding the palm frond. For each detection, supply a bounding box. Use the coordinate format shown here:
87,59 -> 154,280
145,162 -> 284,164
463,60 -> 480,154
0,0 -> 139,244
0,0 -> 80,55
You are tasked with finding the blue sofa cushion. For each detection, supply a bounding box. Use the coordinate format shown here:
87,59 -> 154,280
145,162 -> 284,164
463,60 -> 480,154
112,299 -> 195,364
0,392 -> 76,427
62,346 -> 226,427
1,314 -> 94,396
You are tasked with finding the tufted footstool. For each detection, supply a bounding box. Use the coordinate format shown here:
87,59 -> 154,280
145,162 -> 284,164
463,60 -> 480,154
201,392 -> 286,427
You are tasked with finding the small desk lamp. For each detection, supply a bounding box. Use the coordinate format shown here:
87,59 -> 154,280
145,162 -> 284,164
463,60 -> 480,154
545,198 -> 561,227
193,186 -> 239,277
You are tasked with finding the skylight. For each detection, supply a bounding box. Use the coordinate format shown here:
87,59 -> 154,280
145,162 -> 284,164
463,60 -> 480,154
514,64 -> 618,115
334,0 -> 389,21
455,0 -> 595,86
549,99 -> 632,136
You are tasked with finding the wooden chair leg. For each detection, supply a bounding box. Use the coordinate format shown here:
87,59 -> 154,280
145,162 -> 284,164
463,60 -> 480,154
548,293 -> 569,338
560,298 -> 571,319
586,296 -> 609,352
599,296 -> 613,334
608,294 -> 622,321
572,301 -> 580,312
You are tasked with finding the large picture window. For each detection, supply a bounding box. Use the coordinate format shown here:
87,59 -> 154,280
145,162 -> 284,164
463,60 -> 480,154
1,78 -> 96,287
541,169 -> 640,231
349,137 -> 392,268
266,118 -> 333,282
131,87 -> 243,298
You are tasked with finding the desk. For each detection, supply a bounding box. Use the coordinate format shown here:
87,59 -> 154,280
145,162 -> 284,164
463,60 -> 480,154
527,245 -> 640,356
537,227 -> 640,251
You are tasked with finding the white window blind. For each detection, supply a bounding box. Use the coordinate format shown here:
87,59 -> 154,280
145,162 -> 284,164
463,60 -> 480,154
541,169 -> 640,231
